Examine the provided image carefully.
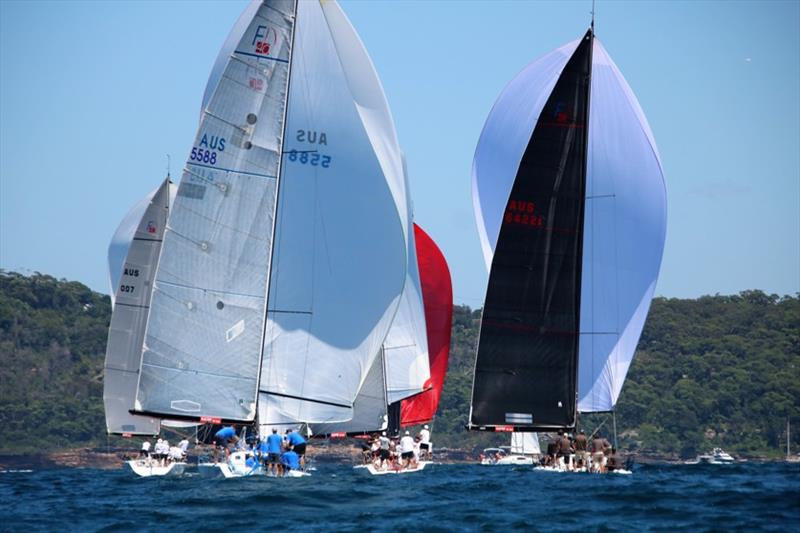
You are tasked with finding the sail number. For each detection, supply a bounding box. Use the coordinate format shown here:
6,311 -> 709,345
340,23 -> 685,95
287,150 -> 331,168
119,284 -> 136,294
190,147 -> 217,165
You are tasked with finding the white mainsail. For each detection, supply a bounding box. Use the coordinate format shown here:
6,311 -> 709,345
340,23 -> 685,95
103,178 -> 171,435
132,0 -> 407,426
470,35 -> 666,415
135,0 -> 296,422
510,432 -> 540,455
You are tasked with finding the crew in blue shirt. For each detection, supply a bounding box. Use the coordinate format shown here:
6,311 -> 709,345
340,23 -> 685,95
265,428 -> 284,475
285,428 -> 308,468
280,449 -> 300,474
213,426 -> 239,462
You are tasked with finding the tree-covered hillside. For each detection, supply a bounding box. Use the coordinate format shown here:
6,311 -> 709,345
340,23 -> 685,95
0,271 -> 797,458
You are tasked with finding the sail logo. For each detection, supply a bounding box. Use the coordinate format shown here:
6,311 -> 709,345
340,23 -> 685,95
504,199 -> 543,227
553,101 -> 572,123
252,25 -> 278,55
146,221 -> 157,234
249,77 -> 264,91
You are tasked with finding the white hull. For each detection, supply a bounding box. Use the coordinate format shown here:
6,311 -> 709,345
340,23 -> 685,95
534,465 -> 631,475
214,452 -> 311,478
481,454 -> 534,466
126,460 -> 186,477
366,461 -> 429,475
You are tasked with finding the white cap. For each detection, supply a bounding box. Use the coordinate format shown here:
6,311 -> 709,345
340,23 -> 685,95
405,430 -> 410,435
382,431 -> 386,436
423,425 -> 429,429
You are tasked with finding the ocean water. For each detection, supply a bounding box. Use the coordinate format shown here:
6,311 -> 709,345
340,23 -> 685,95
1,462 -> 798,531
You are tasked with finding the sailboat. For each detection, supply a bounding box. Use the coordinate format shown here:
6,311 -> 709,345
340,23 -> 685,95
363,223 -> 453,475
467,20 -> 667,470
481,433 -> 540,466
103,0 -> 412,477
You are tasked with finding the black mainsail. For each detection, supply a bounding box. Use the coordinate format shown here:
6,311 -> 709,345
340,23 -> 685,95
469,29 -> 593,432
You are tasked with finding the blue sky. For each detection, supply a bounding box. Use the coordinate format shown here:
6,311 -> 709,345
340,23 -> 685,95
1,0 -> 798,306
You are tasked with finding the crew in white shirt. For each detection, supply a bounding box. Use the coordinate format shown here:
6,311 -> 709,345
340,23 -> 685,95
418,425 -> 432,460
399,431 -> 416,469
139,440 -> 151,459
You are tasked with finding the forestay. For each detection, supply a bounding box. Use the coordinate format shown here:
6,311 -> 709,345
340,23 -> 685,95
257,0 -> 407,424
135,0 -> 296,422
104,178 -> 170,435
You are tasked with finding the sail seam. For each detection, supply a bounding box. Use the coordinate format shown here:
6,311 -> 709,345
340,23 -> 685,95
186,161 -> 277,180
142,361 -> 256,383
234,50 -> 290,63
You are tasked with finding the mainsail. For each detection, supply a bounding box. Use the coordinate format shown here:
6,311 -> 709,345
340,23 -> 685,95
401,224 -> 453,426
103,178 -> 171,435
469,27 -> 666,430
130,0 -> 408,427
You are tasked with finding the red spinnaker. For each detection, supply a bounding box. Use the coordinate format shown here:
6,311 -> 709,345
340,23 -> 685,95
401,224 -> 453,426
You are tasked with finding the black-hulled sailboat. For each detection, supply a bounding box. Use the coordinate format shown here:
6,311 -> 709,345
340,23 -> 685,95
468,23 -> 667,442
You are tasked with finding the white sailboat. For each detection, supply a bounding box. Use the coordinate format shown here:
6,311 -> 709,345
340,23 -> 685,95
102,0 -> 411,478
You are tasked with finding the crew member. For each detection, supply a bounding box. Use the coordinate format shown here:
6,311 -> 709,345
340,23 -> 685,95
285,428 -> 307,469
265,428 -> 283,475
399,430 -> 416,470
214,426 -> 239,462
419,425 -> 432,460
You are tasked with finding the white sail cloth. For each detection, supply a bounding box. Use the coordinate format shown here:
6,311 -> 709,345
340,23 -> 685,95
383,155 -> 430,405
257,0 -> 407,424
103,178 -> 171,435
510,432 -> 540,455
471,36 -> 667,413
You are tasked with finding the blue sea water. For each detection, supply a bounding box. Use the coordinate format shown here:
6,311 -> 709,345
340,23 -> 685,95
1,462 -> 798,531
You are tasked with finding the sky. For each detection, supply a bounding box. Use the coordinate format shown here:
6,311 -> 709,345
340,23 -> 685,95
1,0 -> 798,307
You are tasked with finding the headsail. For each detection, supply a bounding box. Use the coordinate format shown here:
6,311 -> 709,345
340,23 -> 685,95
469,28 -> 666,428
103,178 -> 171,435
309,349 -> 388,437
401,224 -> 453,426
255,0 -> 407,425
383,157 -> 430,406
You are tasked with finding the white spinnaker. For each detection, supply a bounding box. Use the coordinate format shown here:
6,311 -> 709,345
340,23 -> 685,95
257,0 -> 406,424
470,35 -> 666,414
510,432 -> 540,455
383,154 -> 430,405
577,39 -> 667,412
135,0 -> 296,422
103,178 -> 170,435
471,39 -> 579,271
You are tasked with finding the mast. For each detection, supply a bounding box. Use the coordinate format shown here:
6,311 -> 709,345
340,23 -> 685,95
254,0 -> 299,429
